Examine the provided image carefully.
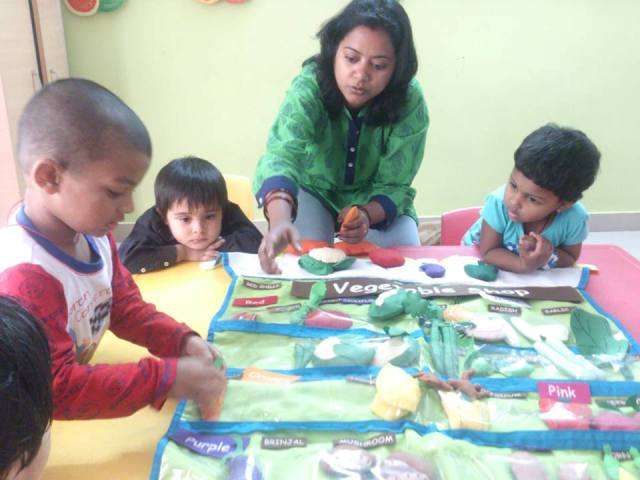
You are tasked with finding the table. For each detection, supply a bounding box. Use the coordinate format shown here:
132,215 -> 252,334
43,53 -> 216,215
43,245 -> 640,479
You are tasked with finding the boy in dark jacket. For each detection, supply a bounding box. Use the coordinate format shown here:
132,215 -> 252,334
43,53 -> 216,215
120,156 -> 262,273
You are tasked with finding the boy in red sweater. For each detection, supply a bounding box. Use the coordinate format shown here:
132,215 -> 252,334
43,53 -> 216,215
0,78 -> 226,420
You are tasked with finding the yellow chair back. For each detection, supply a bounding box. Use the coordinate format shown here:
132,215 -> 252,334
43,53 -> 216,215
224,174 -> 255,221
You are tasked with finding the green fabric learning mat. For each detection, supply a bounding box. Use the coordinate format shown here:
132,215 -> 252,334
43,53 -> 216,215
151,254 -> 640,479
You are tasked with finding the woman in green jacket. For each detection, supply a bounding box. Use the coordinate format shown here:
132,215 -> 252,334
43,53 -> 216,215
254,0 -> 429,273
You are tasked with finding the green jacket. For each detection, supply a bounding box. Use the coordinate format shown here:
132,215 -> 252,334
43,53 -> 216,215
254,63 -> 429,227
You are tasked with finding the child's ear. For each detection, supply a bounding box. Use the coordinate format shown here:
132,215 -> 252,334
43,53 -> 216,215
557,201 -> 575,213
155,207 -> 168,225
32,159 -> 63,194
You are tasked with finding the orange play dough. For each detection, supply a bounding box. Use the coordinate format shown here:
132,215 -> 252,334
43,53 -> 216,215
284,239 -> 329,255
334,241 -> 378,257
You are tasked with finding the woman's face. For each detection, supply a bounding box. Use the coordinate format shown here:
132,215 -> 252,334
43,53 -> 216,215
333,25 -> 396,110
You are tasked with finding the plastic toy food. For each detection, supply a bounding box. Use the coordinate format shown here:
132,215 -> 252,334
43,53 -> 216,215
370,364 -> 421,420
320,445 -> 376,478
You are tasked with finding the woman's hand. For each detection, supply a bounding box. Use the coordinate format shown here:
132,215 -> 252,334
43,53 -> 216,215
258,221 -> 301,274
338,206 -> 370,244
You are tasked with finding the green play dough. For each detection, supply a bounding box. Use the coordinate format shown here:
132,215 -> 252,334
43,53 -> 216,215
402,291 -> 430,317
299,255 -> 334,275
298,255 -> 355,275
98,0 -> 125,12
571,308 -> 629,356
294,343 -> 315,368
388,337 -> 420,367
498,360 -> 535,377
369,290 -> 408,321
424,301 -> 444,321
470,357 -> 495,377
333,257 -> 357,270
369,289 -> 446,323
464,261 -> 499,282
373,335 -> 421,368
310,337 -> 376,367
291,282 -> 327,325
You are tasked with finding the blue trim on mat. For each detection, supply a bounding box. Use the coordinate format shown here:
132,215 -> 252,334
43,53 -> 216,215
441,428 -> 640,452
211,320 -> 424,341
181,419 -> 436,436
226,365 -> 421,381
149,401 -> 188,479
212,321 -> 385,339
577,266 -> 590,290
206,253 -> 239,342
474,377 -> 640,396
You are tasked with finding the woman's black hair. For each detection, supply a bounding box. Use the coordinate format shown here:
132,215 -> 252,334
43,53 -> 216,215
0,297 -> 52,479
154,156 -> 228,218
308,0 -> 418,127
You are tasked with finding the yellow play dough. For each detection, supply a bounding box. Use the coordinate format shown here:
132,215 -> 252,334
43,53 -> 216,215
439,391 -> 490,430
370,364 -> 421,420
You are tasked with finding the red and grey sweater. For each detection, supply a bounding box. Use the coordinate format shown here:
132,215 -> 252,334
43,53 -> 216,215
0,208 -> 195,419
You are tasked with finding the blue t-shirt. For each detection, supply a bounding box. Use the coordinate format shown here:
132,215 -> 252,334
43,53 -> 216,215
462,185 -> 589,255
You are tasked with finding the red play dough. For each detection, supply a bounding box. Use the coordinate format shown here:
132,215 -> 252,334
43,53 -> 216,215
304,310 -> 352,329
64,0 -> 99,15
539,398 -> 592,430
369,248 -> 405,268
334,241 -> 378,257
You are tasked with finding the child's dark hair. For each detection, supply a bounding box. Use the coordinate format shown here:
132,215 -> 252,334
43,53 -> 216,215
514,124 -> 601,202
18,78 -> 151,172
0,297 -> 52,479
155,156 -> 228,218
309,0 -> 418,127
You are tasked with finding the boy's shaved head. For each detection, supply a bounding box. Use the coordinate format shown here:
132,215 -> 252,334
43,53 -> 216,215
17,78 -> 151,172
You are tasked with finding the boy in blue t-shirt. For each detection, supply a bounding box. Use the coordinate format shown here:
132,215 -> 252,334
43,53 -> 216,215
463,124 -> 600,273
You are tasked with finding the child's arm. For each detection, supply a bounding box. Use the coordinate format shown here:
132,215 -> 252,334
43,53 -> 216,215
478,221 -> 544,273
555,243 -> 582,267
0,264 -> 181,419
119,240 -> 178,274
219,202 -> 263,254
118,210 -> 179,274
110,236 -> 229,418
109,236 -> 196,358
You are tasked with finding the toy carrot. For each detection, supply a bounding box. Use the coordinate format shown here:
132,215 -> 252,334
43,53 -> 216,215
342,206 -> 360,227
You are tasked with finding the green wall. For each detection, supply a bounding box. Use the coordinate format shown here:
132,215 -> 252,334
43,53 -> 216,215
62,0 -> 640,220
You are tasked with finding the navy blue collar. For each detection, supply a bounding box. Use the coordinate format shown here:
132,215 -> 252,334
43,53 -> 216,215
17,207 -> 104,274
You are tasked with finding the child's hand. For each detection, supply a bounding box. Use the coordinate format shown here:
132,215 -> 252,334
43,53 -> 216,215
518,234 -> 537,253
181,334 -> 226,369
258,221 -> 301,274
176,238 -> 225,263
337,206 -> 369,244
518,232 -> 553,272
171,356 -> 228,420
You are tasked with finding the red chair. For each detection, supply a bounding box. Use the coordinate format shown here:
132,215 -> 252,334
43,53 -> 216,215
440,207 -> 481,245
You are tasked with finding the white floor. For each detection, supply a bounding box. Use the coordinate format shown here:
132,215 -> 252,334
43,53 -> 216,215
586,231 -> 640,260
